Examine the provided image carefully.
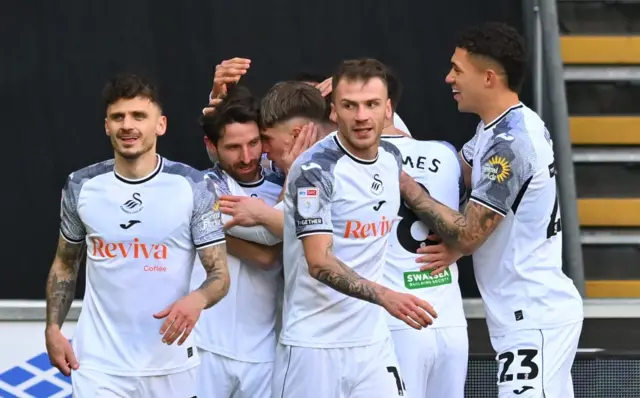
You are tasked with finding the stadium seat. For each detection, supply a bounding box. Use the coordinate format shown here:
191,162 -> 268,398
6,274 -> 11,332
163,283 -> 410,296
570,116 -> 640,145
578,198 -> 640,227
586,280 -> 640,298
561,36 -> 640,64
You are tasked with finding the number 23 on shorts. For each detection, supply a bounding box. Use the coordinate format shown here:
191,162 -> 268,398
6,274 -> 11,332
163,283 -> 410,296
497,348 -> 541,395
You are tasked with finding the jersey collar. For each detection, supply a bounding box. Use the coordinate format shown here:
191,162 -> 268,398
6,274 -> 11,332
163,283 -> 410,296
483,103 -> 524,131
334,134 -> 379,165
114,154 -> 163,185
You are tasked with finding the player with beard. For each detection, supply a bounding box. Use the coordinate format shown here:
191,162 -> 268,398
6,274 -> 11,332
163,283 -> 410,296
189,86 -> 286,398
217,73 -> 410,235
272,58 -> 437,398
202,58 -> 412,173
216,81 -> 329,239
399,22 -> 583,398
45,73 -> 230,397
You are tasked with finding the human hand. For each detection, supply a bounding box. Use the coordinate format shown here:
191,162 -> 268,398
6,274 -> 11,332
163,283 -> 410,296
212,57 -> 251,98
45,327 -> 79,376
416,234 -> 463,275
282,122 -> 319,174
315,77 -> 332,97
218,195 -> 271,229
380,290 -> 438,330
153,292 -> 207,346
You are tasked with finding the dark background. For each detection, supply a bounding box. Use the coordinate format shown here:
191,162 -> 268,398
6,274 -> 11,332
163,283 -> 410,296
3,0 -> 527,299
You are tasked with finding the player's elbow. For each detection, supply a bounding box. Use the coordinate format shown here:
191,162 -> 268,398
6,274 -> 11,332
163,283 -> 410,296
219,273 -> 231,297
253,245 -> 282,270
306,259 -> 326,280
458,239 -> 478,256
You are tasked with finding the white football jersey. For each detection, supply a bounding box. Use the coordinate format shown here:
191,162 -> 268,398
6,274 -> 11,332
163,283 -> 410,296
60,155 -> 225,376
280,134 -> 403,348
191,165 -> 283,363
393,113 -> 412,137
461,103 -> 583,336
381,136 -> 467,330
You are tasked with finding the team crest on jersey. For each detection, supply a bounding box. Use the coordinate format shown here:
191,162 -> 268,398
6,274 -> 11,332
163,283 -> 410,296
297,187 -> 319,217
483,156 -> 511,183
370,174 -> 384,195
120,192 -> 143,214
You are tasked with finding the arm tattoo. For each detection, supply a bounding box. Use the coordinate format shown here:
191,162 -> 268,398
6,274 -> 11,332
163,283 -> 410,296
46,236 -> 84,328
196,243 -> 230,308
401,174 -> 502,253
313,240 -> 381,305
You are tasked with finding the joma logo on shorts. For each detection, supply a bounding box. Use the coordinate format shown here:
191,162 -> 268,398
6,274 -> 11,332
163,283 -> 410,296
91,237 -> 168,259
344,216 -> 395,239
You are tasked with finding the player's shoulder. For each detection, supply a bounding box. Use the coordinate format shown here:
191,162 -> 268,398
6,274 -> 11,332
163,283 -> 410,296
161,157 -> 213,195
379,137 -> 402,159
291,134 -> 345,175
262,167 -> 286,187
421,140 -> 459,161
487,107 -> 538,151
66,158 -> 115,188
161,157 -> 207,183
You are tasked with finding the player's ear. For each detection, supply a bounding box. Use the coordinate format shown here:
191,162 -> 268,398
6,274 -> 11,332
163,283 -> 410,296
485,68 -> 499,88
204,136 -> 216,153
104,118 -> 109,136
156,115 -> 167,137
292,126 -> 302,139
385,99 -> 392,121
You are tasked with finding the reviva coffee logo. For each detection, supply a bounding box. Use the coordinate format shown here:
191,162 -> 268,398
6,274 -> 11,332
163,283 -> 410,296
91,237 -> 168,260
343,216 -> 396,239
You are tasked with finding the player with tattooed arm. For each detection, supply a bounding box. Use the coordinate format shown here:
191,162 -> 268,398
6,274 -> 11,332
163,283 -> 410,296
399,23 -> 583,398
45,74 -> 230,397
272,59 -> 437,398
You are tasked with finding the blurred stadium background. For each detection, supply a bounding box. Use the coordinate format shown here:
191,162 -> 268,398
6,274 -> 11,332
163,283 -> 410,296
1,0 -> 639,397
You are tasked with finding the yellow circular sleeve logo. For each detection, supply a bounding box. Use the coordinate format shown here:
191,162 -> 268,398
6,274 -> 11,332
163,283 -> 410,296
487,156 -> 511,183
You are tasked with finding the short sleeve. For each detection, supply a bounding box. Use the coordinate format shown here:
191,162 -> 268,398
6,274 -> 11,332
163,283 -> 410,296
469,135 -> 534,216
191,177 -> 225,249
60,175 -> 86,243
461,130 -> 479,167
288,163 -> 334,239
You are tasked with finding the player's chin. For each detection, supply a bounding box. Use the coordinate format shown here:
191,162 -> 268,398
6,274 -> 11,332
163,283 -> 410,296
114,145 -> 145,160
233,164 -> 258,180
455,100 -> 473,114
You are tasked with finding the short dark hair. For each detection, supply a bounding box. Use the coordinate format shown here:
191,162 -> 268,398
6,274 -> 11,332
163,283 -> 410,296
293,72 -> 327,84
386,66 -> 403,111
260,81 -> 327,129
331,58 -> 390,99
102,73 -> 162,110
200,85 -> 260,145
455,22 -> 527,93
